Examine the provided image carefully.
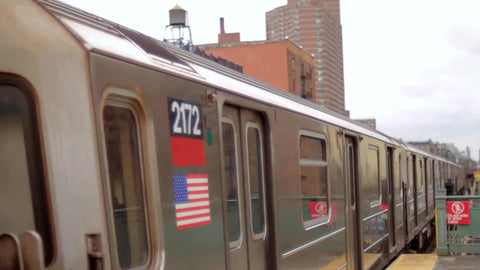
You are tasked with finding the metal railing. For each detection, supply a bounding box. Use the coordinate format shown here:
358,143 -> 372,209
436,189 -> 480,255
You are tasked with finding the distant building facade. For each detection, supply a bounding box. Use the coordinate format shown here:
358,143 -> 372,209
198,19 -> 316,103
409,140 -> 460,162
408,140 -> 476,169
266,0 -> 348,116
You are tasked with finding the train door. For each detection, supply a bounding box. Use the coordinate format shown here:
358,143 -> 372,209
412,155 -> 418,228
221,105 -> 270,270
425,159 -> 431,218
428,159 -> 435,218
434,160 -> 440,190
427,158 -> 430,217
387,147 -> 396,251
405,154 -> 416,241
417,158 -> 426,224
345,136 -> 362,270
403,159 -> 408,240
397,152 -> 406,249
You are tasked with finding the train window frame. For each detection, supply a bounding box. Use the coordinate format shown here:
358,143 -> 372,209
427,159 -> 433,192
398,152 -> 403,199
418,159 -> 425,194
0,74 -> 56,266
407,155 -> 414,196
367,145 -> 381,208
220,117 -> 244,250
298,130 -> 330,229
244,121 -> 268,241
434,160 -> 441,189
100,87 -> 157,270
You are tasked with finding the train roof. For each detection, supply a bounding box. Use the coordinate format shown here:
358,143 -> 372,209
38,0 -> 403,147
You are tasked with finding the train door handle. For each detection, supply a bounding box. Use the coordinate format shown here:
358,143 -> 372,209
86,234 -> 104,270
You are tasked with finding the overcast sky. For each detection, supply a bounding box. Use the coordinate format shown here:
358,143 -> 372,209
61,0 -> 480,161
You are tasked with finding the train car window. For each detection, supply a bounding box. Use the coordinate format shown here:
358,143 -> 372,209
299,134 -> 328,226
434,161 -> 440,189
439,162 -> 443,182
428,160 -> 433,192
246,125 -> 266,237
398,153 -> 403,199
0,83 -> 53,264
418,160 -> 424,194
221,122 -> 242,248
367,145 -> 380,207
407,156 -> 414,193
103,105 -> 148,269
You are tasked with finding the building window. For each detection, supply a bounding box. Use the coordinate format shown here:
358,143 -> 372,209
299,132 -> 328,227
301,79 -> 305,96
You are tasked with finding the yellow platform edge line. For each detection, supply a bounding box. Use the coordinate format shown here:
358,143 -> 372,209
386,254 -> 438,270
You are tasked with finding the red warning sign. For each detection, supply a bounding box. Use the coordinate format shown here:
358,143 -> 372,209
447,201 -> 470,225
310,201 -> 328,220
309,201 -> 337,225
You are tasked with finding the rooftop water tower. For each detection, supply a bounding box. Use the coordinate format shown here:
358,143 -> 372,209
164,5 -> 193,51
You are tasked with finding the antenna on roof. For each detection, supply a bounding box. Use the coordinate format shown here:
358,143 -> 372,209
164,5 -> 193,51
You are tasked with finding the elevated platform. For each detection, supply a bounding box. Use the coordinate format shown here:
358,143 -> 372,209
387,254 -> 480,270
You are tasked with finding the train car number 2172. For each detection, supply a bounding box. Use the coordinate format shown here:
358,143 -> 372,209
168,98 -> 203,138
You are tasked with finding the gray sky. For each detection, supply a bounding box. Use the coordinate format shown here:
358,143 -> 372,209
61,0 -> 480,161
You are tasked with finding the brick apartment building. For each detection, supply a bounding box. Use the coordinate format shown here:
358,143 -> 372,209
199,18 -> 316,103
266,0 -> 348,116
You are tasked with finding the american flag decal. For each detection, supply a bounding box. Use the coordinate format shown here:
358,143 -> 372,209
174,174 -> 211,229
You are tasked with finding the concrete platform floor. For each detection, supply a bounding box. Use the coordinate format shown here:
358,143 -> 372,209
387,254 -> 480,270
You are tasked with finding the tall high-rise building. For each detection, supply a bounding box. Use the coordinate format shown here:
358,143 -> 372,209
266,0 -> 348,116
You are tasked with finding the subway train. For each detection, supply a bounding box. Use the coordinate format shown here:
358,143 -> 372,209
0,0 -> 467,269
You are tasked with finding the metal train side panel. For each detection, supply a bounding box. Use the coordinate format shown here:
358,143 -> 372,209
271,109 -> 347,270
414,154 -> 428,232
405,152 -> 417,242
88,53 -> 226,269
393,147 -> 406,254
426,158 -> 435,221
0,0 -> 110,269
216,91 -> 280,270
356,136 -> 389,269
3,1 -> 467,269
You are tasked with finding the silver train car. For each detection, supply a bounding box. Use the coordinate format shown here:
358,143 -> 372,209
0,0 -> 466,269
